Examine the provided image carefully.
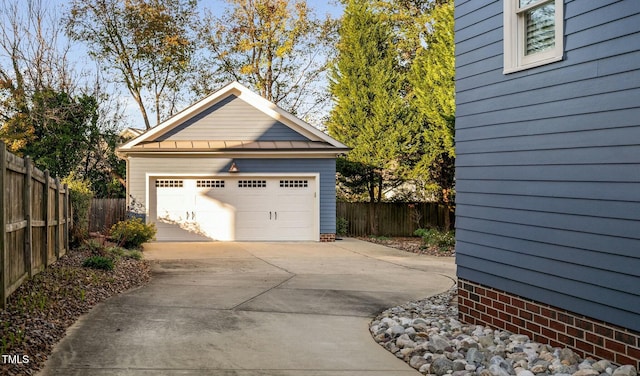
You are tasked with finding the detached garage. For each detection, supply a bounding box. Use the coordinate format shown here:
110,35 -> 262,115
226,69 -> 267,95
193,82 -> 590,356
117,82 -> 349,242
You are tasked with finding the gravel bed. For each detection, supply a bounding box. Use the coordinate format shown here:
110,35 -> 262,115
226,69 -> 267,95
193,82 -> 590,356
0,249 -> 151,375
370,288 -> 637,376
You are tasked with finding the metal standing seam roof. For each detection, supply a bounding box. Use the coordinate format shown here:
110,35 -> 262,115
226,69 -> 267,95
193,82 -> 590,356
128,140 -> 344,152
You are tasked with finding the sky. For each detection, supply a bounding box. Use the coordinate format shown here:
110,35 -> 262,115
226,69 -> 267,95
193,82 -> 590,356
202,0 -> 344,18
0,0 -> 344,131
120,0 -> 344,130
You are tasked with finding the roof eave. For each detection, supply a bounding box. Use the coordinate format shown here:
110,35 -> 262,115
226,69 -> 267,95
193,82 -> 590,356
117,148 -> 349,158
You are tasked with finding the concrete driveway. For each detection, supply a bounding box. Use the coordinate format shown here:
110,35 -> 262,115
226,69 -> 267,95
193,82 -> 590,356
40,238 -> 456,376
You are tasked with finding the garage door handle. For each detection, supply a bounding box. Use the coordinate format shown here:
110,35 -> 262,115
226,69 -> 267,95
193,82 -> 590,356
186,211 -> 190,220
192,211 -> 196,220
270,211 -> 272,220
275,212 -> 277,220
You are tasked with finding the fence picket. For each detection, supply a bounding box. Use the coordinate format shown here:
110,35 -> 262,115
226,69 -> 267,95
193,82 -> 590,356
1,143 -> 7,307
87,199 -> 453,238
89,198 -> 127,233
0,143 -> 71,308
336,202 -> 454,237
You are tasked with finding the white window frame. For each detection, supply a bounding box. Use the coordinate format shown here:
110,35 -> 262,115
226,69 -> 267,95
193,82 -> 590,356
504,0 -> 564,74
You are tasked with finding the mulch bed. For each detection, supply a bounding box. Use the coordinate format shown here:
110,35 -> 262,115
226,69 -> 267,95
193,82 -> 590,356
0,248 -> 151,375
358,236 -> 455,257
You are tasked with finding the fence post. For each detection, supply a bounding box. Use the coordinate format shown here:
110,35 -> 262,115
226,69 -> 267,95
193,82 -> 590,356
55,177 -> 61,259
43,171 -> 50,266
63,183 -> 69,255
0,143 -> 6,308
24,157 -> 33,277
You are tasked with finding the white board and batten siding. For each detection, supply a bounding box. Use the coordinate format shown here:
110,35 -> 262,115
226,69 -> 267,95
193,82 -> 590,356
455,0 -> 640,331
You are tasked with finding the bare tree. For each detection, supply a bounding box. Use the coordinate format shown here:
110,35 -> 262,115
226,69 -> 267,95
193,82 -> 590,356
196,0 -> 337,123
0,0 -> 78,151
0,0 -> 128,191
66,0 -> 197,129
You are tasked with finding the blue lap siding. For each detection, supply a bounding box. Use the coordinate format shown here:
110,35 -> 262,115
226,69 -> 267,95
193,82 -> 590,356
454,0 -> 640,331
156,95 -> 309,142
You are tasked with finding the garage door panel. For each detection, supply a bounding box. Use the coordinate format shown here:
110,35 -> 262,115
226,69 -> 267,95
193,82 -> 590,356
193,185 -> 235,241
154,176 -> 317,241
234,197 -> 267,211
270,179 -> 315,240
155,180 -> 196,241
236,211 -> 270,225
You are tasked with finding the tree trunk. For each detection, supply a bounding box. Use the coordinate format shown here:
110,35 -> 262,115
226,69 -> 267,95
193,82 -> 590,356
368,201 -> 378,235
368,172 -> 378,235
442,188 -> 451,231
134,94 -> 152,130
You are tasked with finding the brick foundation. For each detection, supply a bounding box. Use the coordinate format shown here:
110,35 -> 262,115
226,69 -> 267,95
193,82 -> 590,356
458,279 -> 640,368
319,233 -> 336,242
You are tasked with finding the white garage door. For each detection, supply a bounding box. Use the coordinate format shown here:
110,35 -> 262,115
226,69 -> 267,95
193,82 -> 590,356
153,177 -> 317,241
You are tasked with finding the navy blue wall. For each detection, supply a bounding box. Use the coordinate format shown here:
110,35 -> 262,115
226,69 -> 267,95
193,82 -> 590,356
455,0 -> 640,331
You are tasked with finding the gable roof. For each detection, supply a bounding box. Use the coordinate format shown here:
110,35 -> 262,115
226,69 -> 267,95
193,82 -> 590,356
118,81 -> 348,156
119,127 -> 144,139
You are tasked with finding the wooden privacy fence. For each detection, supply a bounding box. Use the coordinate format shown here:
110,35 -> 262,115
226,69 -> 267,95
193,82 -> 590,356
336,202 -> 454,237
0,143 -> 71,307
87,200 -> 452,237
89,198 -> 127,233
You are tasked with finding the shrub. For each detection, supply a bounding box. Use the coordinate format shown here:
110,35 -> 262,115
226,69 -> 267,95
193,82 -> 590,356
106,246 -> 126,259
414,228 -> 456,252
336,217 -> 349,236
110,218 -> 156,249
63,172 -> 94,246
84,239 -> 106,256
106,246 -> 142,260
82,256 -> 114,271
125,250 -> 143,260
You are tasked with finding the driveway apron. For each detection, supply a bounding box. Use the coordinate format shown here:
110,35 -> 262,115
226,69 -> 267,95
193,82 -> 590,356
39,238 -> 456,376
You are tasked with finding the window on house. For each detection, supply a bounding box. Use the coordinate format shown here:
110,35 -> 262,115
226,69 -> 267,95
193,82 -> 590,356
197,180 -> 225,188
156,179 -> 183,188
504,0 -> 564,73
238,180 -> 266,188
279,180 -> 308,188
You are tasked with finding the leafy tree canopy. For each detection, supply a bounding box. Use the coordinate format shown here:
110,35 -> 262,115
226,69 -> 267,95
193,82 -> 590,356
409,0 -> 455,204
66,0 -> 197,129
196,0 -> 337,123
328,0 -> 416,203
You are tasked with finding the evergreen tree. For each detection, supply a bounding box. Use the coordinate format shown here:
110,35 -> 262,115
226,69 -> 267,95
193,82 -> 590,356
328,0 -> 413,206
409,0 -> 455,228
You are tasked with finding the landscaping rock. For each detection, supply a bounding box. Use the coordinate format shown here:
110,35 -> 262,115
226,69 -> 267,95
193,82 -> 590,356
396,334 -> 417,348
613,365 -> 638,376
593,360 -> 613,373
370,287 -> 638,376
429,334 -> 452,353
411,355 -> 428,369
432,357 -> 454,376
574,369 -> 601,376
